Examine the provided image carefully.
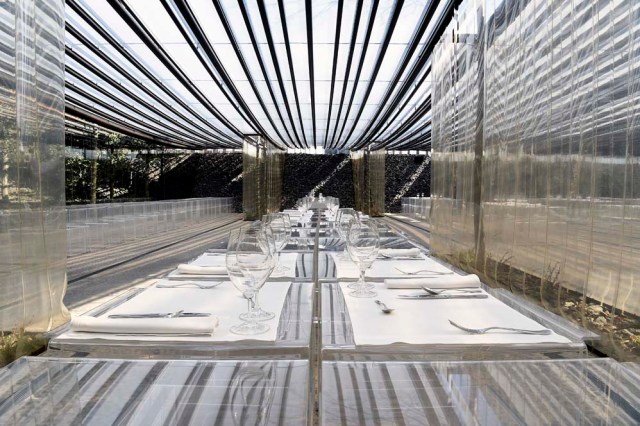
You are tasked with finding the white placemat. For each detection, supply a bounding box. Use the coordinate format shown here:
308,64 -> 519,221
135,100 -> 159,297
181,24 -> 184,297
330,253 -> 453,279
340,283 -> 571,346
60,282 -> 292,343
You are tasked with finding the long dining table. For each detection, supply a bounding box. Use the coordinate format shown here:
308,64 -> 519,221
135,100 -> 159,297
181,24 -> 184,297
4,199 -> 635,426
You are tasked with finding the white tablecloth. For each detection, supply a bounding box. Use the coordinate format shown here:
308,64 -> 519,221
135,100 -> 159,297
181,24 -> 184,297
61,282 -> 292,343
340,283 -> 571,346
330,253 -> 454,279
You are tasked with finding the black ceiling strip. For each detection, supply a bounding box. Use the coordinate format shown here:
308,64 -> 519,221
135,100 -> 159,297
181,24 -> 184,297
66,0 -> 236,146
338,0 -> 404,150
163,0 -> 282,147
386,119 -> 431,147
368,64 -> 431,142
65,61 -> 218,144
355,0 -> 457,150
333,0 -> 380,149
277,0 -> 309,148
232,0 -> 298,148
66,86 -> 211,148
379,96 -> 431,146
389,132 -> 431,151
255,0 -> 303,148
106,0 -> 244,140
209,0 -> 293,149
327,0 -> 364,149
65,111 -> 170,146
65,43 -> 233,147
350,0 -> 439,149
323,0 -> 344,147
65,66 -> 213,147
305,0 -> 317,148
66,100 -> 189,148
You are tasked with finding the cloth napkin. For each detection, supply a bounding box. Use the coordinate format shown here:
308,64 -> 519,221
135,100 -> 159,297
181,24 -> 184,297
385,274 -> 481,289
177,264 -> 227,275
70,316 -> 219,335
379,248 -> 422,258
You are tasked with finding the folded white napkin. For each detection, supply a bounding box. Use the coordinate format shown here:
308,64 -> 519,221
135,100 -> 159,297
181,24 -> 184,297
379,248 -> 422,258
177,264 -> 227,275
385,274 -> 481,289
70,316 -> 219,335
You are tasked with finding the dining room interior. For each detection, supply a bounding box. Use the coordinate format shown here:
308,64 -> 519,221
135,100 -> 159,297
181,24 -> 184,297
1,0 -> 639,424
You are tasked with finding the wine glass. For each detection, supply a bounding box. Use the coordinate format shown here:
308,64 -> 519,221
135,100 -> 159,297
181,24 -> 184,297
336,208 -> 359,260
230,226 -> 274,335
264,213 -> 292,274
346,217 -> 380,298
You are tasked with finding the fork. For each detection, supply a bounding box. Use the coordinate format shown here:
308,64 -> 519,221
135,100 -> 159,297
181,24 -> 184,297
394,267 -> 454,275
156,281 -> 222,289
448,320 -> 552,335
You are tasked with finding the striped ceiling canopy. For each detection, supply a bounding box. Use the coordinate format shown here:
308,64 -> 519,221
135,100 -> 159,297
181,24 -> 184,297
65,0 -> 457,150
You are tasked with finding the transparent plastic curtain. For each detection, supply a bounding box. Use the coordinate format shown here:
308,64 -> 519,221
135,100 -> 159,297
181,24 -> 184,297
0,0 -> 68,338
242,136 -> 284,220
431,0 -> 640,360
350,150 -> 385,216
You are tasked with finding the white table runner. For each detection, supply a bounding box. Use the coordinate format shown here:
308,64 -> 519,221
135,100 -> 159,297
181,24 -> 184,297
340,283 -> 571,346
61,281 -> 292,343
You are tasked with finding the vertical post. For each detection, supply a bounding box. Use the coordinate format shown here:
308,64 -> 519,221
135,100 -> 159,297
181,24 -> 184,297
472,6 -> 485,270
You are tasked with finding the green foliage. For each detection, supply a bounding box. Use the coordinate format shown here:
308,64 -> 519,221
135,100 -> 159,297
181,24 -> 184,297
0,329 -> 46,367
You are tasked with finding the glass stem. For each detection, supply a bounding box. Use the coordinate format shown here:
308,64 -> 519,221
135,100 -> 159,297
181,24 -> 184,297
359,266 -> 366,289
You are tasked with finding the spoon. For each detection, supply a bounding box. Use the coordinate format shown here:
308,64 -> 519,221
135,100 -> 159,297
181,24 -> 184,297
374,300 -> 394,314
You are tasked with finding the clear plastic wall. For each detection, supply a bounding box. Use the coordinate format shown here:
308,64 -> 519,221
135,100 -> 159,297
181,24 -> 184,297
243,136 -> 284,220
0,0 -> 68,336
401,197 -> 431,223
431,0 -> 640,360
66,198 -> 234,256
351,150 -> 385,216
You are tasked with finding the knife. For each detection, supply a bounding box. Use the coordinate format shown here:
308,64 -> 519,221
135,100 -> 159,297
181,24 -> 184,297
108,312 -> 211,319
397,294 -> 488,300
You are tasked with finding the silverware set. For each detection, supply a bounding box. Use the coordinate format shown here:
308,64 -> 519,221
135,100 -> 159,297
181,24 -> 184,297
448,320 -> 551,335
108,310 -> 211,319
156,281 -> 222,289
393,266 -> 454,275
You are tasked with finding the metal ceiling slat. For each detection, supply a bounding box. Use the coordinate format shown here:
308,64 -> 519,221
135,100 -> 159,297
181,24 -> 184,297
255,0 -> 303,148
350,0 -> 439,149
277,0 -> 310,149
355,0 -> 458,150
333,0 -> 380,149
338,0 -> 404,150
323,0 -> 344,147
66,0 -> 236,147
379,96 -> 432,147
327,0 -> 365,149
106,0 -> 244,141
161,0 -> 263,137
210,0 -> 294,149
305,0 -> 316,147
233,0 -> 298,148
66,84 -> 211,148
65,65 -> 214,146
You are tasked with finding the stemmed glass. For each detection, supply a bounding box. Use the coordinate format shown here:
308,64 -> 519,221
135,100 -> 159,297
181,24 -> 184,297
346,217 -> 380,298
263,213 -> 292,275
229,226 -> 274,335
336,208 -> 359,260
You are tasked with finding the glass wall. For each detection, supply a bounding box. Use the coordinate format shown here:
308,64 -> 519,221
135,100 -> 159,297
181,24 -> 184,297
351,150 -> 386,216
242,136 -> 284,220
0,0 -> 68,346
431,0 -> 640,360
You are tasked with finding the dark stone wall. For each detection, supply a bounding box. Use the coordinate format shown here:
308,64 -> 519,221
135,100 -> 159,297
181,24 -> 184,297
281,154 -> 355,209
385,154 -> 430,212
151,153 -> 243,212
148,153 -> 430,213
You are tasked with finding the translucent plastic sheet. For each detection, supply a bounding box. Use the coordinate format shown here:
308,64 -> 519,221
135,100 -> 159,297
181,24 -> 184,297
431,0 -> 640,361
0,0 -> 68,339
351,149 -> 385,216
242,135 -> 284,220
